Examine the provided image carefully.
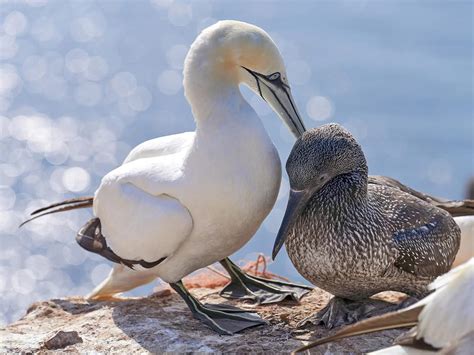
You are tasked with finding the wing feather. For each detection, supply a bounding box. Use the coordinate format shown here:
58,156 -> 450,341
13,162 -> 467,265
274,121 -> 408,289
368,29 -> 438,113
392,216 -> 459,277
123,131 -> 194,164
369,176 -> 474,217
94,152 -> 193,263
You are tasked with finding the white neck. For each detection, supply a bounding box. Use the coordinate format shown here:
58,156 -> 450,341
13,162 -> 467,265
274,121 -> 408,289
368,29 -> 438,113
184,62 -> 268,153
185,77 -> 243,126
183,47 -> 241,124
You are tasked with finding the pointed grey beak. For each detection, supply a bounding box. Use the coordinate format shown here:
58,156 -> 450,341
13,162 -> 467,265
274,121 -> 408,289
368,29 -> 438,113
272,189 -> 310,260
242,67 -> 306,138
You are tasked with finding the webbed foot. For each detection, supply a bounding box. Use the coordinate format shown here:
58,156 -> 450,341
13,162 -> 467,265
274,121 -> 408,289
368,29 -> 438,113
298,296 -> 404,329
170,281 -> 265,335
218,258 -> 312,305
76,218 -> 165,269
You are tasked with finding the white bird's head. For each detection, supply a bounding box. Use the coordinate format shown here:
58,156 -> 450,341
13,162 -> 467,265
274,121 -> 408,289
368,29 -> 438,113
184,20 -> 306,137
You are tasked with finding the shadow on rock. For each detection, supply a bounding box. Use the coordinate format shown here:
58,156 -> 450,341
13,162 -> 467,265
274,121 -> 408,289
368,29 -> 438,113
111,290 -> 306,353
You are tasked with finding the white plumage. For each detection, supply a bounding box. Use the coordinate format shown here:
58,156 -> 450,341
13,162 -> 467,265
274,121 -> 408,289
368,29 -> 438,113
369,346 -> 432,355
453,216 -> 474,267
93,105 -> 281,283
89,20 -> 305,296
369,258 -> 474,354
415,258 -> 473,348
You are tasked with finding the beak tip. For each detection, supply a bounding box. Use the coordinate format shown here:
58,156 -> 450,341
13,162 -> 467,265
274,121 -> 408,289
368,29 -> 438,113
271,243 -> 282,261
298,126 -> 306,137
271,188 -> 308,262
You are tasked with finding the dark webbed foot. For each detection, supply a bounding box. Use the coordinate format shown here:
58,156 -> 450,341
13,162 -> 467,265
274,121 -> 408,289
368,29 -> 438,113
76,218 -> 165,269
170,281 -> 266,335
297,297 -> 366,329
396,296 -> 419,310
218,258 -> 312,305
298,296 -> 409,329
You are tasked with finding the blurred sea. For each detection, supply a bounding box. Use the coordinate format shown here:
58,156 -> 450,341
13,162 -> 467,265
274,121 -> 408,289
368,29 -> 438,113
0,0 -> 472,325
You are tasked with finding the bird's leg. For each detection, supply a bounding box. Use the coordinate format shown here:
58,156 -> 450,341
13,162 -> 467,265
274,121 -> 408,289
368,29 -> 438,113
297,297 -> 368,329
298,296 -> 412,329
396,296 -> 420,309
218,257 -> 312,305
169,280 -> 266,335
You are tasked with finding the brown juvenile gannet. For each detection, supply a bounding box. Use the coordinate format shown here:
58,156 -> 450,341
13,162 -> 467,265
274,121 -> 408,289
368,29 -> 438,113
291,258 -> 474,354
273,123 -> 462,329
20,20 -> 312,335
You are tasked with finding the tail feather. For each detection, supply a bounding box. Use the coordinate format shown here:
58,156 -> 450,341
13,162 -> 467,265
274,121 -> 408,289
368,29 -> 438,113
433,200 -> 474,217
30,196 -> 94,215
20,197 -> 94,228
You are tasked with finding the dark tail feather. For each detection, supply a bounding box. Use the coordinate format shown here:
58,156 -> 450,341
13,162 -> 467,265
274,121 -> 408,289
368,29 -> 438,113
369,176 -> 474,217
432,200 -> 474,217
30,196 -> 94,216
20,197 -> 94,228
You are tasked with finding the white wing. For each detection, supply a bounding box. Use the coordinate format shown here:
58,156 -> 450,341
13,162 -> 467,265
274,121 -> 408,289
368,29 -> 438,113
88,132 -> 195,297
369,346 -> 432,354
370,259 -> 474,354
453,216 -> 474,267
123,131 -> 194,164
416,258 -> 474,348
94,147 -> 193,264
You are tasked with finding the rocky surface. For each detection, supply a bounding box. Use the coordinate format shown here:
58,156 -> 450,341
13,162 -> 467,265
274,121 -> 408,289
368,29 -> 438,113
1,285 -> 408,354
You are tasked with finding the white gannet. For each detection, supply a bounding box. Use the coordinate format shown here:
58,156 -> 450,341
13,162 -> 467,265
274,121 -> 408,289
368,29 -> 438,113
291,258 -> 474,354
21,20 -> 312,334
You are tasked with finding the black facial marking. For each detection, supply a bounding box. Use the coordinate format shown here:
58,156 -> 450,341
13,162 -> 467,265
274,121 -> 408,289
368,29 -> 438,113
241,66 -> 265,101
266,72 -> 291,90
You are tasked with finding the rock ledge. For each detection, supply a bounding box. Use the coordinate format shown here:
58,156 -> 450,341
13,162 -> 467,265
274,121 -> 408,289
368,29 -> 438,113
1,287 -> 407,353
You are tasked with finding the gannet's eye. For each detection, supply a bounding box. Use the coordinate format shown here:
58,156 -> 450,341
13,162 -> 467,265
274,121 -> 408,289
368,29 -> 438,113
268,72 -> 280,81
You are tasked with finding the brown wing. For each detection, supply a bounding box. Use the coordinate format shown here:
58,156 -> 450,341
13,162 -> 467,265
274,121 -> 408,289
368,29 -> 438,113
392,215 -> 460,277
369,175 -> 474,217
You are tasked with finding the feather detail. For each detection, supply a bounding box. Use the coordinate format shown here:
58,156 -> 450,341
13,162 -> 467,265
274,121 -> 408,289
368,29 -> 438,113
369,176 -> 474,217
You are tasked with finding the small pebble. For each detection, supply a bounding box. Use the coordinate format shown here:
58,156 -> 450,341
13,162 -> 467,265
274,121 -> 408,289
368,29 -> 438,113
42,330 -> 83,350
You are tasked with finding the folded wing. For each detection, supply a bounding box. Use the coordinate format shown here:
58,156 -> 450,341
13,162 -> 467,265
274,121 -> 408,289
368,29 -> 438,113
94,147 -> 193,264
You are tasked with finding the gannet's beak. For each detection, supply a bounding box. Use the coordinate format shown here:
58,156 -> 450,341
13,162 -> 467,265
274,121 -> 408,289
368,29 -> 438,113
272,189 -> 310,260
242,67 -> 306,138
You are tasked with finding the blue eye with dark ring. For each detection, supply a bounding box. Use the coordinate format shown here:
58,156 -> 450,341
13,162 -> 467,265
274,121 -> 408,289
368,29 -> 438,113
268,72 -> 280,81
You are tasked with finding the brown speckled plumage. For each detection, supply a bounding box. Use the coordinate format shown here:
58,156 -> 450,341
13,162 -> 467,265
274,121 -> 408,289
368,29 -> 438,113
283,124 -> 461,300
